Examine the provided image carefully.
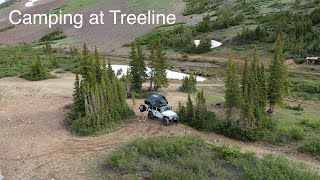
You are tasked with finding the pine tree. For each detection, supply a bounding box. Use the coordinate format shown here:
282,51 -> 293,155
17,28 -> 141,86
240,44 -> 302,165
225,59 -> 241,120
94,47 -> 102,83
194,90 -> 207,129
44,41 -> 52,59
241,58 -> 252,126
268,34 -> 289,113
129,42 -> 147,91
70,73 -> 85,119
258,63 -> 267,109
26,55 -> 48,81
180,75 -> 197,93
240,48 -> 267,128
82,43 -> 89,57
69,46 -> 134,135
149,43 -> 157,90
50,55 -> 59,68
186,93 -> 194,124
249,47 -> 261,127
242,58 -> 249,96
80,44 -> 93,81
151,40 -> 169,89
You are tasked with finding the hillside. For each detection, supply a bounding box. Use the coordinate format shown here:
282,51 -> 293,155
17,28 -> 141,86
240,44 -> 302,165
0,0 -> 191,55
138,0 -> 319,61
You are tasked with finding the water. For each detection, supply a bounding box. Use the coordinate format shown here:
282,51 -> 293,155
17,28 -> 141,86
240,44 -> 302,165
25,0 -> 39,7
194,40 -> 222,49
111,65 -> 206,82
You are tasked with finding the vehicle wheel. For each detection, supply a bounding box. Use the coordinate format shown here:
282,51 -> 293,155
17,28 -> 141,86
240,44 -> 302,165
148,112 -> 154,119
162,117 -> 170,126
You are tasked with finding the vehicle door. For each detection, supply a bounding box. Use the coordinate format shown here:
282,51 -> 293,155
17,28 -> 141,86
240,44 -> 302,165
156,107 -> 162,118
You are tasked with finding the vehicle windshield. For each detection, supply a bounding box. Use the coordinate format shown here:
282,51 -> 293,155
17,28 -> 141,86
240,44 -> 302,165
161,106 -> 171,112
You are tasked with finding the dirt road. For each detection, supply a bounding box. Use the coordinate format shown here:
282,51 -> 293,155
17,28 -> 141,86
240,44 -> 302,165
0,73 -> 319,179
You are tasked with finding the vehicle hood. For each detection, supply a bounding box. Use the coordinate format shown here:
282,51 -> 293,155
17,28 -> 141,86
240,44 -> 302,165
161,110 -> 177,117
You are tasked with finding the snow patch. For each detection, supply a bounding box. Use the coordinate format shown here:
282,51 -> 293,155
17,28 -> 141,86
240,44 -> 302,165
0,169 -> 3,180
25,0 -> 39,7
111,65 -> 206,82
194,40 -> 222,49
0,0 -> 6,5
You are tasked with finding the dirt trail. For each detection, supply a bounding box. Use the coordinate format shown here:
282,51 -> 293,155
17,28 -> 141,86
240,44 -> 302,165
0,73 -> 319,179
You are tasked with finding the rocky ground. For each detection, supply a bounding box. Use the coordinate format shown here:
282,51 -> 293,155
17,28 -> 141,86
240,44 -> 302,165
0,0 -> 202,56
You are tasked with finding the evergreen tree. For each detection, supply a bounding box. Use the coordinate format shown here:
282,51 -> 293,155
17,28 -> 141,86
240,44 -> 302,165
151,40 -> 169,89
70,73 -> 85,119
50,55 -> 59,68
44,41 -> 52,59
194,90 -> 207,129
186,93 -> 194,124
11,50 -> 22,67
149,43 -> 157,90
268,35 -> 289,113
225,59 -> 241,120
24,55 -> 48,81
242,58 -> 249,96
240,48 -> 267,128
241,58 -> 253,126
94,47 -> 102,83
129,42 -> 147,91
258,63 -> 267,109
249,47 -> 261,127
180,75 -> 197,93
69,46 -> 134,135
80,44 -> 93,81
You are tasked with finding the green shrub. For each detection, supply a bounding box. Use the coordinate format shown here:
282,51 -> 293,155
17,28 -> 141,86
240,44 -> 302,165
183,0 -> 217,16
107,136 -> 206,173
195,15 -> 211,33
275,126 -> 305,142
300,118 -> 320,130
127,91 -> 152,99
40,28 -> 67,42
0,0 -> 18,9
292,81 -> 320,94
188,37 -> 212,54
234,25 -> 269,44
21,55 -> 50,81
211,11 -> 244,30
286,103 -> 304,111
311,7 -> 320,24
0,26 -> 14,32
218,145 -> 241,159
180,75 -> 197,93
105,136 -> 320,179
299,139 -> 320,158
241,154 -> 319,180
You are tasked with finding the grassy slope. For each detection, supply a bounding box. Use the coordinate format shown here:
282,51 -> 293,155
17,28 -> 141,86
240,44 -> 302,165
53,0 -> 105,13
201,0 -> 318,60
54,0 -> 181,13
124,0 -> 180,12
0,44 -> 74,78
105,136 -> 320,179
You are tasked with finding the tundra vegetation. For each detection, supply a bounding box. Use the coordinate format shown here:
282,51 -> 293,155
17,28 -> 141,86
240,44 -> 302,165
105,136 -> 320,179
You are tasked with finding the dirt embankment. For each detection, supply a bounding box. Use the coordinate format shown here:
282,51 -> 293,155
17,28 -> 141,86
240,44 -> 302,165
0,73 -> 320,179
0,0 -> 67,45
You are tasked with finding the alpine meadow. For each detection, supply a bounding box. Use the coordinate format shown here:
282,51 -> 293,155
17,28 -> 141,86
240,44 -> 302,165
0,0 -> 320,179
